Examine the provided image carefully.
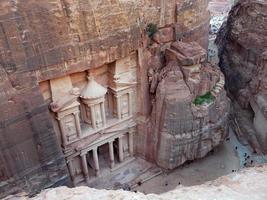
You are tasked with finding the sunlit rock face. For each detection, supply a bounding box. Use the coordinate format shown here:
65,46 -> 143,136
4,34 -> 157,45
175,0 -> 210,49
4,165 -> 267,200
149,41 -> 230,169
0,0 -> 211,198
216,0 -> 267,154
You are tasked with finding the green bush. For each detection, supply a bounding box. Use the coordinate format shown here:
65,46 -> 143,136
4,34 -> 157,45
146,23 -> 158,38
193,92 -> 215,106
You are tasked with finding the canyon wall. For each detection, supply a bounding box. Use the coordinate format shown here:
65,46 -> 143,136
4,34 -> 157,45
0,0 -> 211,197
216,0 -> 267,154
149,42 -> 230,169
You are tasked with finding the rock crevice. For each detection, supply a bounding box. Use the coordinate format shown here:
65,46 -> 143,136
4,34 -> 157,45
216,0 -> 267,154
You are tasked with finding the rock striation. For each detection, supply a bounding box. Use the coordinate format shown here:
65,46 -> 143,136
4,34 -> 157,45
149,41 -> 230,169
0,0 -> 214,197
4,165 -> 267,200
216,0 -> 267,154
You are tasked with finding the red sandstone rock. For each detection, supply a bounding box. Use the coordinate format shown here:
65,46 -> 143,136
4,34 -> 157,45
0,0 -> 211,198
166,42 -> 207,66
149,41 -> 230,169
153,27 -> 174,44
175,0 -> 210,49
216,0 -> 267,154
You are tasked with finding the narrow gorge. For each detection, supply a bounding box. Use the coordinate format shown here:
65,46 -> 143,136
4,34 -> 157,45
0,0 -> 266,199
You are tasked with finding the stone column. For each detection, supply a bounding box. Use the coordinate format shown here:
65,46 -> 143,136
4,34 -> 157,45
58,119 -> 68,146
67,160 -> 75,183
93,148 -> 100,177
101,102 -> 106,126
90,106 -> 97,129
80,104 -> 86,122
108,141 -> 115,169
128,132 -> 134,157
128,92 -> 133,116
116,96 -> 122,120
81,154 -> 90,184
74,113 -> 82,138
118,137 -> 124,162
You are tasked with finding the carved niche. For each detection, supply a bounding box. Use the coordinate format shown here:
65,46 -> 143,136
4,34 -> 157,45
50,76 -> 82,147
108,55 -> 137,120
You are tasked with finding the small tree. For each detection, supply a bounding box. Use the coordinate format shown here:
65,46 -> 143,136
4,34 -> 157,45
146,23 -> 158,39
193,92 -> 215,106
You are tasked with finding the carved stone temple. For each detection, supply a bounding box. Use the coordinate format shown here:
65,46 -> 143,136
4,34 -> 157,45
48,62 -> 137,185
0,0 -> 237,197
38,40 -> 229,185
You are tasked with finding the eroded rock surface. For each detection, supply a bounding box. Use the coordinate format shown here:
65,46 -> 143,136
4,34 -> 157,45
149,41 -> 230,169
0,0 -> 212,197
4,165 -> 267,200
216,0 -> 267,154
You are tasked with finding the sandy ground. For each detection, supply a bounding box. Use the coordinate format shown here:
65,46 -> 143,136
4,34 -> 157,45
87,130 -> 267,195
134,131 -> 240,194
86,130 -> 242,194
134,129 -> 267,195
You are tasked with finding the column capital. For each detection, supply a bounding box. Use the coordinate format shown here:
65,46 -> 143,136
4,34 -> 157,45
73,111 -> 80,115
93,147 -> 98,151
128,128 -> 135,134
114,93 -> 122,98
56,116 -> 64,121
66,158 -> 73,163
108,140 -> 115,144
80,152 -> 87,156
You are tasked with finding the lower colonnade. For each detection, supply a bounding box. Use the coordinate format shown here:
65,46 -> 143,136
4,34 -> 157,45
66,129 -> 135,185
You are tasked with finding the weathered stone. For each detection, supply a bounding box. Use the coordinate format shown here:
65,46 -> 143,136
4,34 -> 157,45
6,165 -> 267,200
0,0 -> 211,197
166,42 -> 207,66
153,27 -> 174,44
216,0 -> 267,154
150,41 -> 230,169
175,0 -> 210,49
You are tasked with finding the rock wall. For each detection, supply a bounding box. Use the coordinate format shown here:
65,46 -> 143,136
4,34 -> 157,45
0,0 -> 211,197
148,41 -> 230,169
4,165 -> 267,200
216,0 -> 267,154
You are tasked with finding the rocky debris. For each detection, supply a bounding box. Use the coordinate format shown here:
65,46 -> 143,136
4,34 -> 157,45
216,0 -> 267,154
4,165 -> 267,200
148,41 -> 230,169
153,27 -> 174,44
166,42 -> 207,66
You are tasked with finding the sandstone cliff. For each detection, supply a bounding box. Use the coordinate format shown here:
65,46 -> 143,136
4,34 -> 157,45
216,0 -> 267,154
0,0 -> 212,197
147,41 -> 230,169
